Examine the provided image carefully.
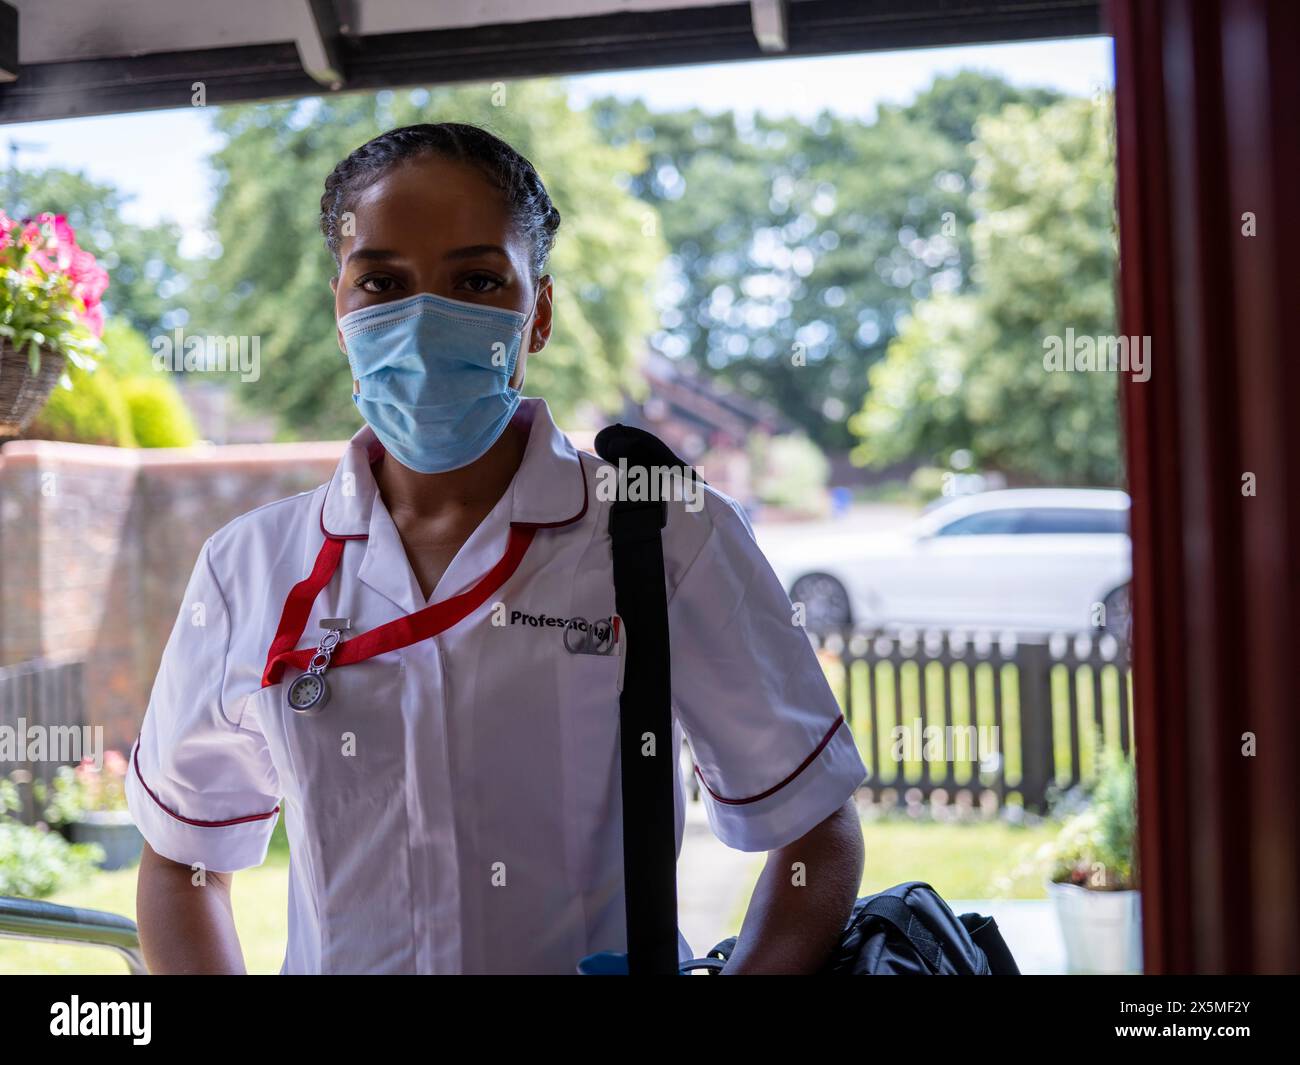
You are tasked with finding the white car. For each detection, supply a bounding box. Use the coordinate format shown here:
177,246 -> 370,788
766,489 -> 1132,636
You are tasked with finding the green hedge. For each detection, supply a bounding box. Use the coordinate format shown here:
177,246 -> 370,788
25,319 -> 197,448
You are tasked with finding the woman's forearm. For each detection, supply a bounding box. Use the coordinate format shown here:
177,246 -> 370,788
721,800 -> 864,974
136,843 -> 248,974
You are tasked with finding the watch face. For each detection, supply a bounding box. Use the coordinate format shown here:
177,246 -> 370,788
287,672 -> 328,714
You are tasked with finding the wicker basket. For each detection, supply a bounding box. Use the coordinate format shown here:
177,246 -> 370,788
0,340 -> 66,440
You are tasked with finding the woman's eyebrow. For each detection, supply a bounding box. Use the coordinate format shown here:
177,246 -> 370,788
346,247 -> 404,264
444,243 -> 509,261
344,243 -> 509,265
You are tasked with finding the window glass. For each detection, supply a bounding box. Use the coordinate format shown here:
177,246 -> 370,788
934,506 -> 1128,536
1017,508 -> 1129,534
934,509 -> 1027,536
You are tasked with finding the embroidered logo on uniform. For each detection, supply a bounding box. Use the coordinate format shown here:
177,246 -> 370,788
509,611 -> 615,655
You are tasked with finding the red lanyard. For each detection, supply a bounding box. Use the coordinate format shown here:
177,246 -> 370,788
261,525 -> 536,687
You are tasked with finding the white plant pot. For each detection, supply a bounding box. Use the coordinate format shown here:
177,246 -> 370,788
67,811 -> 144,871
1047,880 -> 1142,974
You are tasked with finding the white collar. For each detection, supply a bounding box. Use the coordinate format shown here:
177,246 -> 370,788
319,396 -> 588,540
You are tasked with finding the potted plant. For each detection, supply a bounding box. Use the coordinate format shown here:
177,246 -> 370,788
43,751 -> 143,871
0,210 -> 108,438
1040,744 -> 1141,974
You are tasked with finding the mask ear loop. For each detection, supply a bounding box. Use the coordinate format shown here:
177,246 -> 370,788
524,285 -> 547,353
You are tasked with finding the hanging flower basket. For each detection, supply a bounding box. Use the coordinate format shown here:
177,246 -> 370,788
0,210 -> 108,439
0,340 -> 67,437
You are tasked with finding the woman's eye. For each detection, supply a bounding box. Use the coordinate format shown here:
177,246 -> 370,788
357,275 -> 398,294
461,273 -> 505,294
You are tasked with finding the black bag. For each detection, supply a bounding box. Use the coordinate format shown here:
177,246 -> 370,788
679,882 -> 1020,975
593,424 -> 1019,977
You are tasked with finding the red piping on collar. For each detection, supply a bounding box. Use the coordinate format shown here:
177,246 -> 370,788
319,452 -> 382,541
510,449 -> 589,530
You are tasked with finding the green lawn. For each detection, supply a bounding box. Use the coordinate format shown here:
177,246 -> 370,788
854,817 -> 1055,898
728,816 -> 1056,929
2,816 -> 1055,974
0,820 -> 292,975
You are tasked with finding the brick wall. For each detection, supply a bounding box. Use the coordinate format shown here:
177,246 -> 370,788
0,439 -> 347,754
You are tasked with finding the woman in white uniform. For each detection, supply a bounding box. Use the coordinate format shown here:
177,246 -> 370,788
128,123 -> 867,974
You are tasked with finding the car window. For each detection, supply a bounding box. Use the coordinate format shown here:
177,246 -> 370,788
1017,508 -> 1129,534
934,506 -> 1129,536
933,509 -> 1028,536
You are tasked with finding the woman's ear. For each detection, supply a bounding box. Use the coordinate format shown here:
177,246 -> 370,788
528,274 -> 554,353
511,275 -> 554,391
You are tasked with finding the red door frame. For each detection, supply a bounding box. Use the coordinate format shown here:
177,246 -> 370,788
1110,0 -> 1300,973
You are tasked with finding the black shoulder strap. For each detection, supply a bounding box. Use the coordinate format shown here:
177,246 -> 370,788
594,423 -> 691,976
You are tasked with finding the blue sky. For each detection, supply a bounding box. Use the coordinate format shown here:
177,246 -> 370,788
6,36 -> 1112,254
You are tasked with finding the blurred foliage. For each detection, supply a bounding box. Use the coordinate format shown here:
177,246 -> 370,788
0,821 -> 104,898
25,318 -> 197,447
591,72 -> 1062,450
749,432 -> 830,514
0,774 -> 103,898
998,739 -> 1136,893
851,95 -> 1120,484
187,82 -> 665,439
27,355 -> 136,446
42,757 -> 130,825
121,375 -> 198,447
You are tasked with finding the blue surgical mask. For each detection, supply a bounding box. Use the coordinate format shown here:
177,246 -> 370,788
340,291 -> 530,473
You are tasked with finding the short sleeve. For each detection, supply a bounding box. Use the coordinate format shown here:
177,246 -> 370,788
125,537 -> 282,873
668,494 -> 867,852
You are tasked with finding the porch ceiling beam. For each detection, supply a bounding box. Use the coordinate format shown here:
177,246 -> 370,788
0,0 -> 1101,124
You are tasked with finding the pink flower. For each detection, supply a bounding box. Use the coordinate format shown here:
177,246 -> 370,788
52,219 -> 78,269
69,249 -> 109,305
77,301 -> 105,337
7,212 -> 109,337
22,247 -> 56,277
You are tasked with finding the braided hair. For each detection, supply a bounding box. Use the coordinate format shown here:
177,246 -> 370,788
319,122 -> 561,283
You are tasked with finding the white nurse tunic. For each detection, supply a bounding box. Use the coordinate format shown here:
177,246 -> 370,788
125,396 -> 867,974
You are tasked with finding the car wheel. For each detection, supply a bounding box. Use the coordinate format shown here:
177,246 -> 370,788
1101,583 -> 1131,639
790,572 -> 853,634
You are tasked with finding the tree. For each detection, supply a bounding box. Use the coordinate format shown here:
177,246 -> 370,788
849,95 -> 1120,485
589,72 -> 1063,450
189,81 -> 665,439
